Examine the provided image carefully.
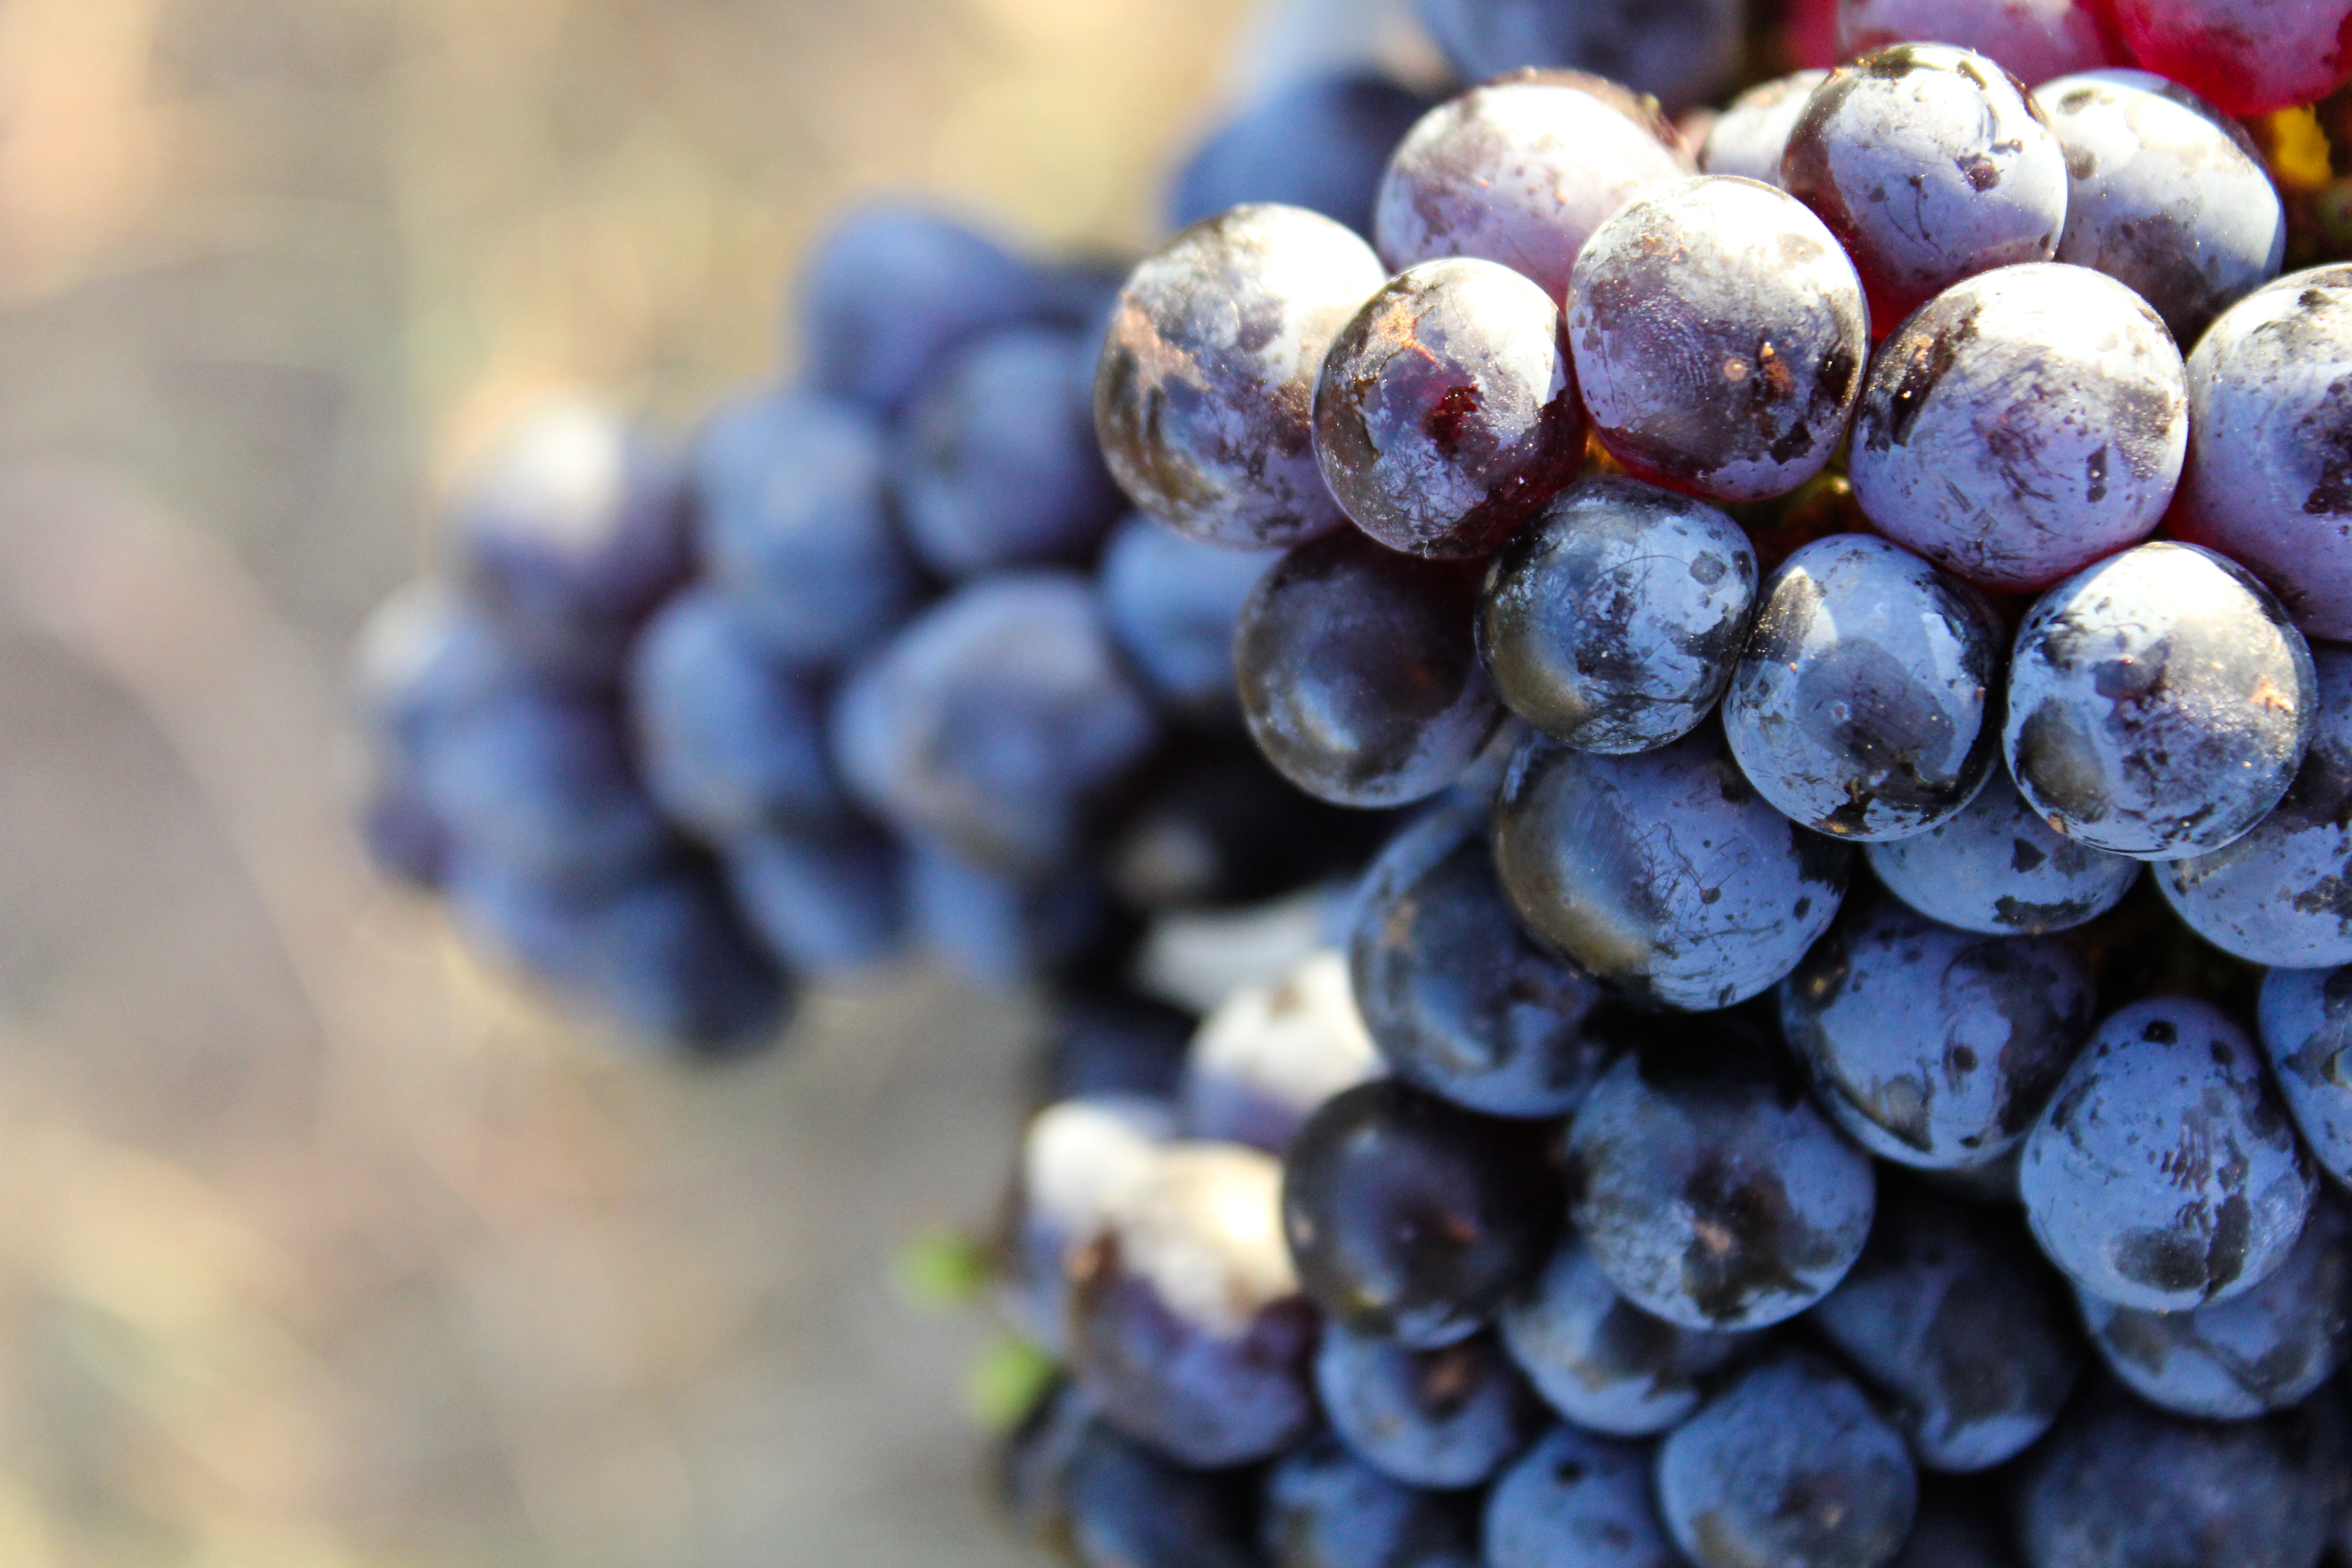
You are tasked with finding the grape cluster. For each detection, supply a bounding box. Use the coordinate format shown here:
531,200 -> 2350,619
348,199 -> 1386,1058
997,7 -> 2352,1568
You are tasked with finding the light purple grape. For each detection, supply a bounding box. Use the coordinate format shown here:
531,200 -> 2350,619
1839,0 -> 2118,83
1094,205 -> 1386,549
1848,263 -> 2188,594
1783,44 -> 2069,328
1699,71 -> 1829,187
2171,265 -> 2352,642
1374,79 -> 1689,307
1568,176 -> 1869,503
2040,69 -> 2286,349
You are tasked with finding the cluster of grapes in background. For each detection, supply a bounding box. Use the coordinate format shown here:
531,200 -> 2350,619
994,0 -> 2352,1566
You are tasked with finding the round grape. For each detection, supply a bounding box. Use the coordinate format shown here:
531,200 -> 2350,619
1098,513 -> 1277,726
722,823 -> 906,978
1839,0 -> 2117,83
1260,1436 -> 1481,1568
1169,72 -> 1431,238
2259,964 -> 2352,1190
2103,0 -> 2352,118
1315,1325 -> 1541,1489
1485,1426 -> 1684,1568
1863,768 -> 2142,936
1699,71 -> 1829,187
1414,0 -> 1745,111
1181,949 -> 1382,1155
1063,1422 -> 1263,1568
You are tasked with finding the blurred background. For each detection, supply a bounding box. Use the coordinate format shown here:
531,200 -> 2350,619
0,0 -> 1373,1562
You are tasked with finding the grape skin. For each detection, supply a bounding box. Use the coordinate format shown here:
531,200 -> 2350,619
1863,768 -> 2142,936
1485,1426 -> 1683,1568
1699,70 -> 1829,188
2257,964 -> 2352,1190
1838,0 -> 2117,84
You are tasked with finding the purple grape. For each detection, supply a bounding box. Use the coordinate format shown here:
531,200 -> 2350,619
1069,1142 -> 1319,1468
1655,1350 -> 1919,1568
1808,1185 -> 2084,1472
1699,71 -> 1830,187
2003,542 -> 2315,861
1000,1097 -> 1172,1357
1044,990 -> 1194,1107
1170,72 -> 1431,237
1564,1026 -> 1877,1331
2171,265 -> 2352,642
1723,533 -> 2003,841
721,823 -> 906,978
904,837 -> 1122,993
1260,1436 -> 1482,1568
1477,476 -> 1758,756
1847,264 -> 2188,594
1098,513 -> 1277,726
1567,176 -> 1869,503
2040,69 -> 2286,348
1373,78 -> 1688,307
2076,1193 -> 2352,1421
1493,725 -> 1853,1010
1181,950 -> 1381,1155
1784,44 -> 2069,328
1235,529 -> 1502,808
1499,1236 -> 1761,1436
1839,0 -> 2119,83
1863,768 -> 2142,937
2258,964 -> 2352,1189
1781,897 -> 2096,1170
2021,997 -> 2316,1312
1313,258 -> 1586,559
1314,1324 -> 1542,1488
1485,1426 -> 1683,1568
1414,0 -> 1746,112
1064,1420 -> 1264,1568
2157,645 -> 2352,967
1095,204 -> 1386,550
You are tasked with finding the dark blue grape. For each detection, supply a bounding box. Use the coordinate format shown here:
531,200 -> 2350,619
691,388 -> 920,669
2003,542 -> 2315,861
2076,1193 -> 2352,1422
1095,205 -> 1385,549
1000,1097 -> 1172,1357
1809,1185 -> 2083,1472
1044,989 -> 1194,1106
1373,78 -> 1687,308
1477,475 -> 1757,756
1493,725 -> 1853,1010
1315,1323 -> 1539,1488
1783,44 -> 2068,328
1348,801 -> 1618,1119
441,397 -> 690,679
2040,69 -> 2285,348
1724,533 -> 2003,840
1282,1078 -> 1560,1348
1485,1426 -> 1680,1568
1500,1236 -> 1760,1436
2009,1379 -> 2347,1568
1098,513 -> 1277,727
1863,768 -> 2141,937
1780,897 -> 2095,1170
1847,265 -> 2189,595
1564,1025 -> 1877,1332
1063,1420 -> 1264,1568
2172,266 -> 2352,642
351,583 -> 549,767
895,326 -> 1124,578
1235,529 -> 1501,809
1070,1142 -> 1319,1468
905,836 -> 1122,992
2022,997 -> 2316,1312
1568,176 -> 1870,503
1655,1349 -> 1919,1568
2157,644 -> 2352,967
1414,0 -> 1744,112
1261,1435 -> 1481,1568
1171,72 -> 1430,237
1700,71 -> 1830,187
1312,258 -> 1584,560
2257,964 -> 2352,1190
627,588 -> 843,844
831,574 -> 1157,875
1181,950 -> 1381,1155
794,203 -> 1044,418
721,822 -> 905,979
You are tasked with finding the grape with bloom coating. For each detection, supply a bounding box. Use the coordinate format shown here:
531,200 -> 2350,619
1485,1426 -> 1683,1568
2257,964 -> 2352,1189
1097,514 -> 1274,726
1180,949 -> 1380,1155
2022,997 -> 2316,1312
2104,0 -> 2352,118
1723,534 -> 2003,841
1374,79 -> 1689,307
1863,769 -> 2141,936
723,823 -> 906,978
1315,1325 -> 1541,1489
1477,476 -> 1757,756
1260,1436 -> 1481,1568
1094,205 -> 1386,549
1235,529 -> 1501,808
2171,266 -> 2352,642
1783,44 -> 2068,328
1494,725 -> 1852,1010
1414,0 -> 1745,112
2003,542 -> 2315,861
1169,72 -> 1430,238
1567,176 -> 1869,503
1699,71 -> 1828,187
1313,259 -> 1586,559
1839,0 -> 2117,83
1847,264 -> 2188,595
1062,1421 -> 1263,1568
2040,69 -> 2286,349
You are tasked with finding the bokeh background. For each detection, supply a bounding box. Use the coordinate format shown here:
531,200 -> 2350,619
0,1 -> 1431,1561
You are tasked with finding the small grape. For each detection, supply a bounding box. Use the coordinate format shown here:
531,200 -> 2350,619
1784,44 -> 2069,328
420,686 -> 669,890
1413,0 -> 1745,112
904,837 -> 1122,992
1097,513 -> 1277,726
1485,1426 -> 1683,1568
1373,78 -> 1688,307
2021,997 -> 2316,1312
1094,205 -> 1386,549
1313,258 -> 1586,559
1063,1421 -> 1263,1568
1863,768 -> 2142,937
1315,1324 -> 1542,1489
1699,71 -> 1830,187
1000,1098 -> 1173,1356
1260,1436 -> 1482,1568
2103,0 -> 2352,118
721,823 -> 905,979
2258,964 -> 2352,1189
1477,476 -> 1758,756
1839,0 -> 2117,83
1170,72 -> 1431,238
1181,949 -> 1382,1155
2004,542 -> 2315,861
1847,264 -> 2189,595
